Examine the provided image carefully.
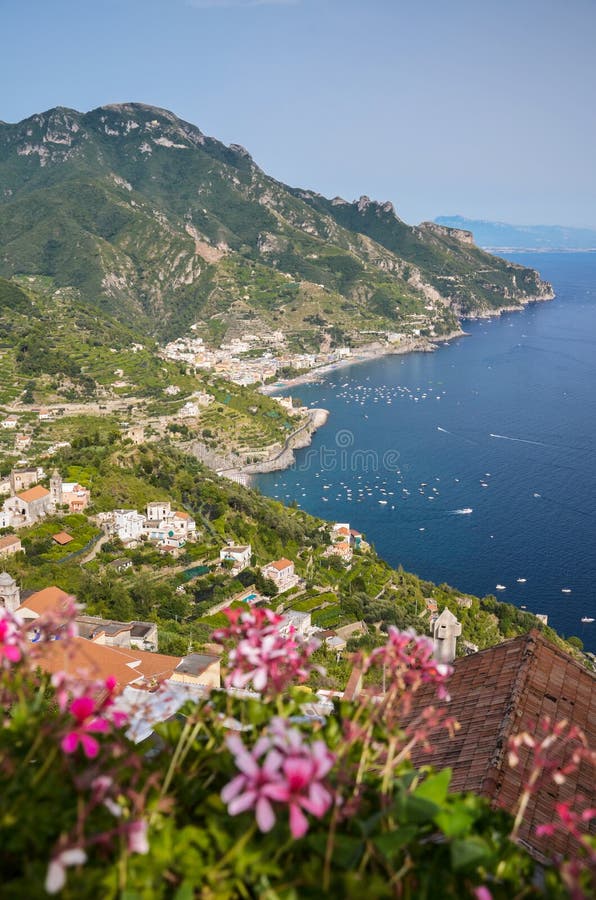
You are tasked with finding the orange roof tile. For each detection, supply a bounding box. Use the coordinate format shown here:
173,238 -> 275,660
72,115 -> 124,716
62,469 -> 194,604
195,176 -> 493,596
35,638 -> 182,691
17,485 -> 50,503
52,531 -> 74,545
0,534 -> 20,550
268,558 -> 293,571
174,511 -> 191,520
18,586 -> 71,616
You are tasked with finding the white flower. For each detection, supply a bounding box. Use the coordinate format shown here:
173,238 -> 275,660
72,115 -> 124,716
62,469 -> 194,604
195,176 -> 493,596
45,848 -> 87,894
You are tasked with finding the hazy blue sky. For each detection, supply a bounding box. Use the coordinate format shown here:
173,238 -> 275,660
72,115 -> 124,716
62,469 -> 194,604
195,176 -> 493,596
1,0 -> 595,226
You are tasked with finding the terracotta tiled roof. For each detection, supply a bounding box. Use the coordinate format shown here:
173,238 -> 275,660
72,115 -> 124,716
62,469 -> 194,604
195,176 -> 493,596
35,638 -> 182,690
52,531 -> 74,545
174,511 -> 191,520
17,485 -> 50,503
333,542 -> 350,552
0,534 -> 20,550
268,558 -> 293,572
408,631 -> 596,861
18,586 -> 71,616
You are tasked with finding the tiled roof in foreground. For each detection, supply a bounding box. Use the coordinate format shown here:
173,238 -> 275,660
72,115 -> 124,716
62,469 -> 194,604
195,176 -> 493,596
409,630 -> 596,861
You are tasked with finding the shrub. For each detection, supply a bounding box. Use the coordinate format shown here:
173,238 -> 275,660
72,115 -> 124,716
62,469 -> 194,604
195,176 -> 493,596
0,606 -> 594,898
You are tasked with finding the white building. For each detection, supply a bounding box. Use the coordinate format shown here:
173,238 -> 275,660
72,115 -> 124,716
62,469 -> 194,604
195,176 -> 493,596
280,611 -> 315,641
219,544 -> 252,570
179,401 -> 200,418
114,510 -> 147,544
147,501 -> 171,522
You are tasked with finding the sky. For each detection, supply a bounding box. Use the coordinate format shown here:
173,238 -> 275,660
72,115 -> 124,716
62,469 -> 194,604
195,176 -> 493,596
1,0 -> 595,226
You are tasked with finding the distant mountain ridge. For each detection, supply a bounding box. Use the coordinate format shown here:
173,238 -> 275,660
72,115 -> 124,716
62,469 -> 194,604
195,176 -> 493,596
0,103 -> 552,345
435,216 -> 596,251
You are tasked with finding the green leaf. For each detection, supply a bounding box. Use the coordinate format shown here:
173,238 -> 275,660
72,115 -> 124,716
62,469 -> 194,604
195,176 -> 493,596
403,794 -> 441,824
414,769 -> 452,805
331,834 -> 365,869
173,883 -> 194,900
435,806 -> 476,838
373,826 -> 418,862
451,837 -> 492,871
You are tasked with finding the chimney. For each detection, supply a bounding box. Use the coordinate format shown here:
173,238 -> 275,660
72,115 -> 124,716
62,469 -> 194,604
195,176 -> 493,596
432,608 -> 462,665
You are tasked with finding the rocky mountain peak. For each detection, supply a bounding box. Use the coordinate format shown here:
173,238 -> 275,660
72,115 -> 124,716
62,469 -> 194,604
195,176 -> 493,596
356,195 -> 400,221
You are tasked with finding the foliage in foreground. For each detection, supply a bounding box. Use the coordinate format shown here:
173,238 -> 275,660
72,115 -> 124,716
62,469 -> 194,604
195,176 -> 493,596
1,604 -> 595,899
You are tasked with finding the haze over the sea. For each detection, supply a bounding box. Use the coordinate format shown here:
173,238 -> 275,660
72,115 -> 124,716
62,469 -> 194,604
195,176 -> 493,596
256,253 -> 596,651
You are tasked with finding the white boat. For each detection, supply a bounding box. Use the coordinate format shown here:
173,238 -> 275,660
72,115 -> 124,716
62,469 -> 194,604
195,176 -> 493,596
581,617 -> 594,623
496,584 -> 506,591
562,589 -> 572,594
378,500 -> 388,505
517,578 -> 527,583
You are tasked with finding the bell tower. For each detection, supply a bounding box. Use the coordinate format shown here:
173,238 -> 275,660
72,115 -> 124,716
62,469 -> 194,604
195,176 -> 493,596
0,572 -> 21,613
50,469 -> 63,507
432,608 -> 462,665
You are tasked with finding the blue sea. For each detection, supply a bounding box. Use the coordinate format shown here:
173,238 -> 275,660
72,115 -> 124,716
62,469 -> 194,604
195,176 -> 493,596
255,253 -> 596,651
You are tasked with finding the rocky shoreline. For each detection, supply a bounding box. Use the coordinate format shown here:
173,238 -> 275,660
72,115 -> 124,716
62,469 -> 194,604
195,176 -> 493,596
218,408 -> 329,483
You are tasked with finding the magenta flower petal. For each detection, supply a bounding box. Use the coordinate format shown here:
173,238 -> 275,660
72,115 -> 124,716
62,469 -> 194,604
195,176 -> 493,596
221,774 -> 247,804
70,695 -> 95,722
80,733 -> 100,759
3,644 -> 20,662
61,732 -> 79,754
255,796 -> 276,832
86,717 -> 110,734
283,756 -> 313,791
262,781 -> 291,803
303,782 -> 332,817
228,789 -> 258,816
252,667 -> 268,692
289,802 -> 309,838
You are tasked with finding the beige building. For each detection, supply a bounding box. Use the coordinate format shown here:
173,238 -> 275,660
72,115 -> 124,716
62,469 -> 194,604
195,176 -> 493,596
6,485 -> 53,527
0,534 -> 22,558
76,615 -> 159,652
262,558 -> 298,591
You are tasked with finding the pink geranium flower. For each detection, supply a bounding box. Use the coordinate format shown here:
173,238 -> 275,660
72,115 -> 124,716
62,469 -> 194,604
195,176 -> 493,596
58,675 -> 127,759
221,720 -> 336,838
213,608 -> 318,696
0,608 -> 25,669
365,627 -> 453,701
61,695 -> 110,759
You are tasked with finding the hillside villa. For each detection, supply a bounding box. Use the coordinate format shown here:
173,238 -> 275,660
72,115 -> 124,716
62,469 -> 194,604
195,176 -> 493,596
106,501 -> 197,548
219,544 -> 252,571
261,557 -> 299,592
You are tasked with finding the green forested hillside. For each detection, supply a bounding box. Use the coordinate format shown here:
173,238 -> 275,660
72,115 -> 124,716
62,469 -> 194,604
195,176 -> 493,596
0,104 -> 552,343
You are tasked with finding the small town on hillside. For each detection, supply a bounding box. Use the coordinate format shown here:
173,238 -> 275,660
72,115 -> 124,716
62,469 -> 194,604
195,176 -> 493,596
159,319 -> 437,387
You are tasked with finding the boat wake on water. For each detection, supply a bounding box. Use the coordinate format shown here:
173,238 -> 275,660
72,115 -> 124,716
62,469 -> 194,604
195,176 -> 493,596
449,508 -> 474,515
489,433 -> 593,454
489,433 -> 554,448
437,426 -> 478,445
